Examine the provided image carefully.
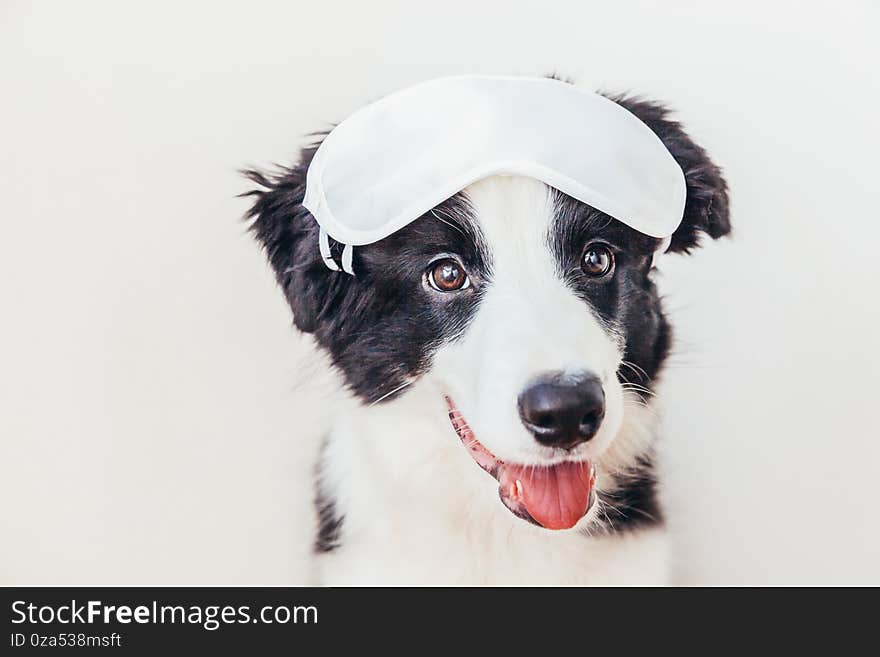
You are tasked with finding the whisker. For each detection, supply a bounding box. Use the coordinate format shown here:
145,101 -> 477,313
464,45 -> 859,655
602,495 -> 658,523
430,209 -> 468,238
369,380 -> 413,406
597,499 -> 618,533
619,359 -> 650,383
621,382 -> 656,397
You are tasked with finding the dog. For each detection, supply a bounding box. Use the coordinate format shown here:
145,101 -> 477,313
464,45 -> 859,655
244,89 -> 730,585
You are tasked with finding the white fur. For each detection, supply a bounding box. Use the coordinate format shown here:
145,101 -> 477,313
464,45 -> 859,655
432,178 -> 625,466
315,177 -> 668,585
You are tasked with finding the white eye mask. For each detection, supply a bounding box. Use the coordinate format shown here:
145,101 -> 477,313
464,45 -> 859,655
303,75 -> 686,275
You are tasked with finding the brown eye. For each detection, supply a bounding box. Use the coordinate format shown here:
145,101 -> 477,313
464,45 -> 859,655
427,258 -> 470,292
581,244 -> 614,277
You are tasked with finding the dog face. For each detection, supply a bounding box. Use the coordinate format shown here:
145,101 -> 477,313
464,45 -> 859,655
246,94 -> 730,530
427,176 -> 662,466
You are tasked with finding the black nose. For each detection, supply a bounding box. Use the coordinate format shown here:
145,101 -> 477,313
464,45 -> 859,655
517,373 -> 605,449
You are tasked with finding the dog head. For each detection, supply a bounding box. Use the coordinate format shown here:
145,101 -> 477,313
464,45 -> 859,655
245,93 -> 730,530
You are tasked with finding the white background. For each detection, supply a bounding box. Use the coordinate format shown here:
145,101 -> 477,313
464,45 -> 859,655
2,1 -> 879,585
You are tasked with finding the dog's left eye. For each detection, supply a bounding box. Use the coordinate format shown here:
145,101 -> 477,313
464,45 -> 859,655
427,258 -> 470,292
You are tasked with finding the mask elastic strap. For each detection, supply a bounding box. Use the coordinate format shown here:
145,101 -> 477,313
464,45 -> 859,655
341,243 -> 355,276
650,236 -> 672,267
318,225 -> 356,276
318,227 -> 341,272
658,235 -> 671,254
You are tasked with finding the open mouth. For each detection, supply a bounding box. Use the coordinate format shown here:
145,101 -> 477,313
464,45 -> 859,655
445,396 -> 597,530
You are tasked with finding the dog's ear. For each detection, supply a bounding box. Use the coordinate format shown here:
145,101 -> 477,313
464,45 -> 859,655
610,95 -> 731,253
242,144 -> 347,334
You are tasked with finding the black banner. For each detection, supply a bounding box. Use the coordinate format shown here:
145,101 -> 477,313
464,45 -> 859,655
3,589 -> 335,653
0,586 -> 861,652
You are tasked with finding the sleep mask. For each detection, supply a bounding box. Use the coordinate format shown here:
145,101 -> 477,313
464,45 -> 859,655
303,75 -> 686,275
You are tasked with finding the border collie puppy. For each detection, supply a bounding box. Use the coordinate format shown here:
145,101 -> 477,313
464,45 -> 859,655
244,91 -> 730,585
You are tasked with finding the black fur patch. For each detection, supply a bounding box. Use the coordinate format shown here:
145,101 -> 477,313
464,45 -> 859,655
244,165 -> 488,404
610,95 -> 731,254
599,455 -> 664,532
314,489 -> 343,553
550,192 -> 672,387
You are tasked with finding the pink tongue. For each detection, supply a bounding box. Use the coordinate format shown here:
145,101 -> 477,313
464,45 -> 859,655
504,461 -> 593,530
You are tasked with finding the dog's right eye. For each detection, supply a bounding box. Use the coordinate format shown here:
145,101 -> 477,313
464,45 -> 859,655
581,243 -> 615,278
427,258 -> 470,292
